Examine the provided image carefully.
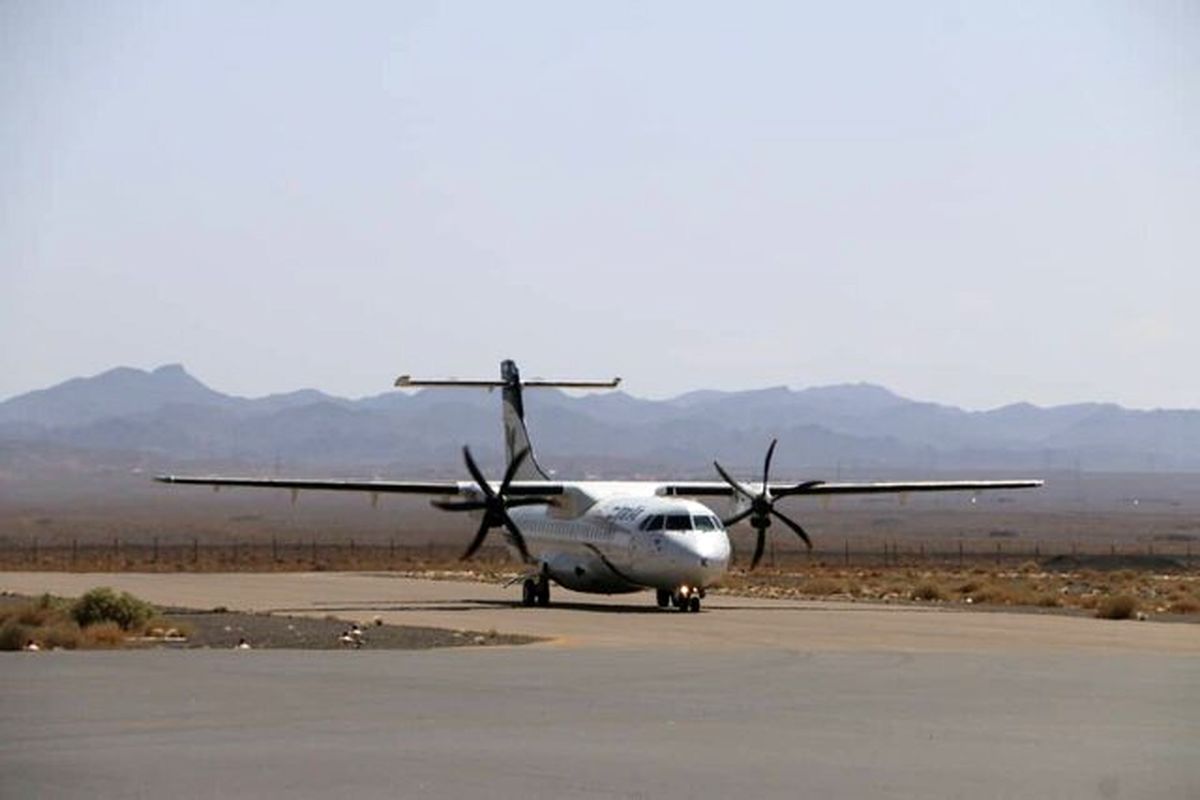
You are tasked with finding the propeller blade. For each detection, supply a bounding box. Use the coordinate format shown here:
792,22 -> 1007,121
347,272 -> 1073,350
432,499 -> 488,512
499,511 -> 532,561
770,507 -> 813,550
500,447 -> 530,493
750,528 -> 767,570
762,438 -> 777,491
461,446 -> 495,499
713,460 -> 754,500
722,507 -> 754,527
461,516 -> 491,560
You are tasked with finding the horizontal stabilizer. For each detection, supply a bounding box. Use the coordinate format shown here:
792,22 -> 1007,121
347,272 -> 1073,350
395,375 -> 620,389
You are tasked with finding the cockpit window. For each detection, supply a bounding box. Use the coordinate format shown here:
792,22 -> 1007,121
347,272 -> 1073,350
644,514 -> 664,531
664,514 -> 691,531
693,515 -> 716,530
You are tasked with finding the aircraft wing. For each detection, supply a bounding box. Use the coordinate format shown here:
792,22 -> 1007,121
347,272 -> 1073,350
154,475 -> 565,497
660,479 -> 1043,497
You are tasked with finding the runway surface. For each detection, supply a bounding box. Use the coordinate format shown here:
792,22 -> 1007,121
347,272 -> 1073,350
2,572 -> 1198,798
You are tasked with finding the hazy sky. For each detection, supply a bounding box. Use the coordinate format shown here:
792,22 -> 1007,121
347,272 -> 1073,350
3,2 -> 1197,409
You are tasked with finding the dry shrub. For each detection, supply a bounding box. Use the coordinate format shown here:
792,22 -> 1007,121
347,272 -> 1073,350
1078,594 -> 1099,610
82,621 -> 127,647
911,582 -> 944,601
39,621 -> 83,649
957,580 -> 981,595
0,620 -> 33,651
1096,594 -> 1138,620
1034,593 -> 1061,608
1018,561 -> 1041,574
71,587 -> 155,631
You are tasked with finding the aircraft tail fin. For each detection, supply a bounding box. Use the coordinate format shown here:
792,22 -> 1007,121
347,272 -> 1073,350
395,361 -> 620,480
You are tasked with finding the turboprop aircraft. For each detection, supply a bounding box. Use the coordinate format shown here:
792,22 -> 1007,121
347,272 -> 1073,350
157,360 -> 1042,612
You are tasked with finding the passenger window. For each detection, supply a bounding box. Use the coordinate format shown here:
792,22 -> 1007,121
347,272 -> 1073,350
665,514 -> 691,531
645,515 -> 664,531
693,515 -> 715,530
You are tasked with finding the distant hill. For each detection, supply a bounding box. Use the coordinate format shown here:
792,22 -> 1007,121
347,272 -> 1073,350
2,364 -> 1200,474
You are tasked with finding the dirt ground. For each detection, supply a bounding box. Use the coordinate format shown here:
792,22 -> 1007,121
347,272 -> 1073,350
163,608 -> 539,650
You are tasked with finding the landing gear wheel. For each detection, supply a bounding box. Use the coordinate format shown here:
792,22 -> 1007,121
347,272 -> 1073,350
522,579 -> 537,607
688,596 -> 701,613
656,589 -> 671,608
536,579 -> 551,607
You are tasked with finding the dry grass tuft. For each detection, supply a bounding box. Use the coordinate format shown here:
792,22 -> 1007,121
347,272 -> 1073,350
81,621 -> 127,647
1167,597 -> 1200,614
1095,594 -> 1138,620
798,577 -> 843,596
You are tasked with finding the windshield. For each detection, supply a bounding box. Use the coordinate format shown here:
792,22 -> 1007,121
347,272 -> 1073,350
643,513 -> 723,532
664,514 -> 691,531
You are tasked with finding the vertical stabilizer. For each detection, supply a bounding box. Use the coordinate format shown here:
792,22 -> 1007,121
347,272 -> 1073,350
501,360 -> 550,480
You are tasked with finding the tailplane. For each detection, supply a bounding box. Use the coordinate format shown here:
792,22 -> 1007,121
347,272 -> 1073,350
395,360 -> 620,480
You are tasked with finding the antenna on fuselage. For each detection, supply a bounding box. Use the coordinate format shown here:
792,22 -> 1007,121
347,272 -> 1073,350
395,360 -> 620,480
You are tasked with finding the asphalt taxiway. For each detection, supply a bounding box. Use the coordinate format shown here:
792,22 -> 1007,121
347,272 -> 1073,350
2,572 -> 1198,798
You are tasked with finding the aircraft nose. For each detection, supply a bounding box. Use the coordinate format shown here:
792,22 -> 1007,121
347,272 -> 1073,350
684,535 -> 731,579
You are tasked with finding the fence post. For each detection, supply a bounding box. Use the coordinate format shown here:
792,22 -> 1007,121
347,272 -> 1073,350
958,539 -> 964,568
192,537 -> 199,564
113,537 -> 120,561
843,538 -> 850,567
995,541 -> 1002,566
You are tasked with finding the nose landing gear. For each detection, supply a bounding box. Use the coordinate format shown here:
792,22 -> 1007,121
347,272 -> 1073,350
521,576 -> 550,607
658,585 -> 702,612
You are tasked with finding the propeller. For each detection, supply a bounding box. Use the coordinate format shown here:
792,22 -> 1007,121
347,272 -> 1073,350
714,439 -> 818,569
432,446 -> 554,562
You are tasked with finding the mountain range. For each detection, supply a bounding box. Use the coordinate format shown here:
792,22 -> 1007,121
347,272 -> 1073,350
3,365 -> 1200,475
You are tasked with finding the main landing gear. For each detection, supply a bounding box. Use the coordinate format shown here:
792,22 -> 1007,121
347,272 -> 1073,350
658,586 -> 701,613
521,576 -> 550,607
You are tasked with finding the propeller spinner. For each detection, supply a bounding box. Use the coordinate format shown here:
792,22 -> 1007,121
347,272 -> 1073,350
432,447 -> 554,562
714,439 -> 817,569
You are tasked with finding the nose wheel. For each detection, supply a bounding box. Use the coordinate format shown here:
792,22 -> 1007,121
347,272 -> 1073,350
658,587 -> 701,612
522,577 -> 550,607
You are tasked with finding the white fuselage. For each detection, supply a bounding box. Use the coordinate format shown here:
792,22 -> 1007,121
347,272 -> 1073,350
493,483 -> 732,594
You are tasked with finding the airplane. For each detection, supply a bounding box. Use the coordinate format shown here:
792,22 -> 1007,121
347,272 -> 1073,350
157,360 -> 1043,612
